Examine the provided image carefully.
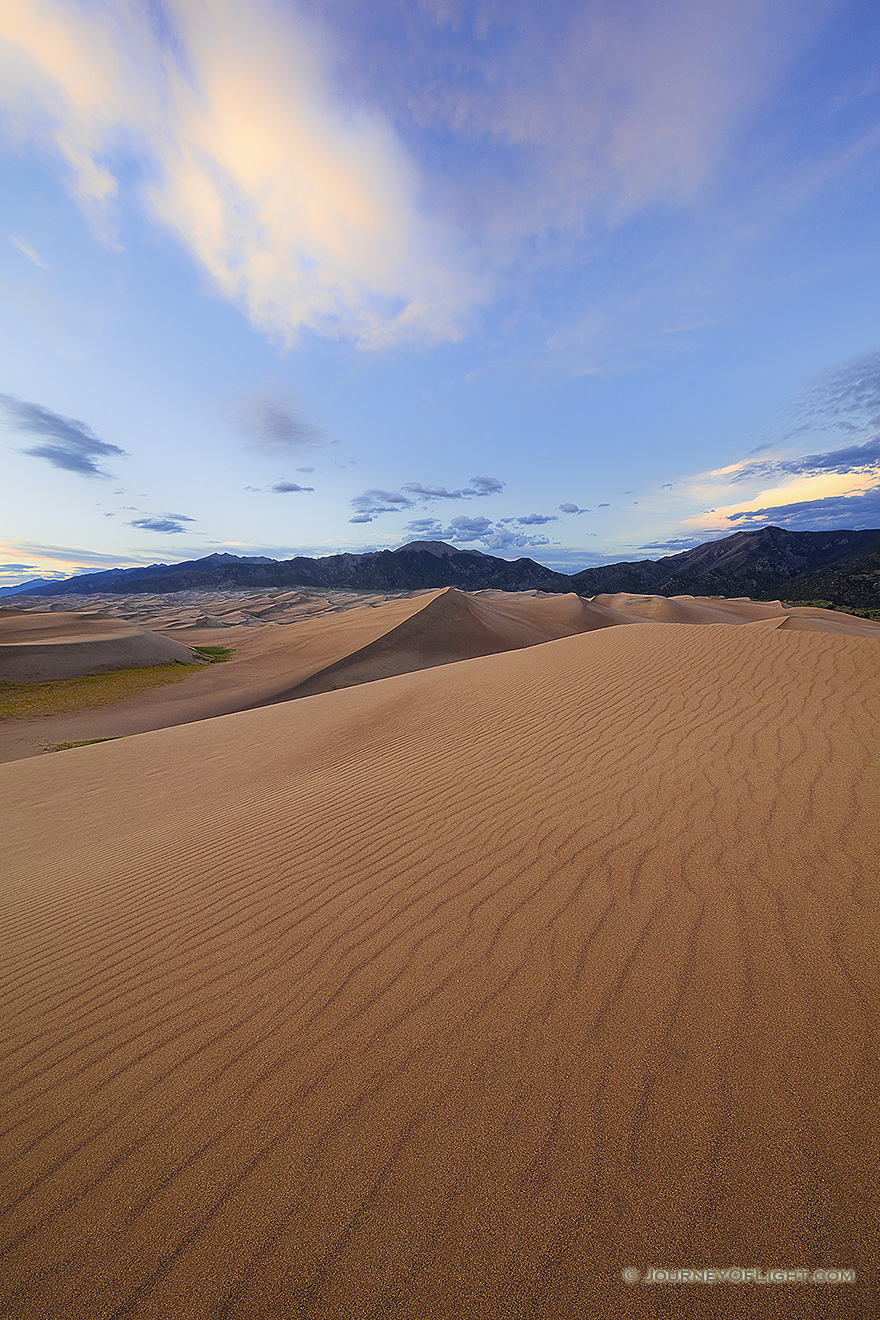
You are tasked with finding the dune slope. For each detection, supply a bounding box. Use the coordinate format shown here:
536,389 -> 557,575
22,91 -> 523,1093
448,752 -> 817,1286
1,622 -> 878,1318
0,610 -> 196,680
0,588 -> 643,760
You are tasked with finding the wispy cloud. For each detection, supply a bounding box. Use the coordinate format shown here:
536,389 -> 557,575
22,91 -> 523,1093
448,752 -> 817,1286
0,0 -> 839,352
321,0 -> 837,245
400,475 -> 506,501
350,474 -> 505,522
9,235 -> 49,269
270,479 -> 315,493
725,487 -> 880,530
790,348 -> 880,434
679,352 -> 880,533
558,502 -> 588,514
0,393 -> 126,476
727,436 -> 880,486
402,513 -> 553,551
349,489 -> 415,522
129,514 -> 196,534
229,389 -> 330,455
0,539 -> 147,586
0,0 -> 476,347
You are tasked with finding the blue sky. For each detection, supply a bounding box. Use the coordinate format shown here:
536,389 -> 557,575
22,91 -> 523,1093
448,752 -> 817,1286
1,0 -> 880,587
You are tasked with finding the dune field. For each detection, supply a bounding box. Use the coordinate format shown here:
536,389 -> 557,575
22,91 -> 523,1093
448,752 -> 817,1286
1,593 -> 879,1317
2,587 -> 877,763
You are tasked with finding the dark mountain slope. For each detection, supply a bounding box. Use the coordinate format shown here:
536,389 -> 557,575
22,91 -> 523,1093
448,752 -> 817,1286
7,527 -> 880,606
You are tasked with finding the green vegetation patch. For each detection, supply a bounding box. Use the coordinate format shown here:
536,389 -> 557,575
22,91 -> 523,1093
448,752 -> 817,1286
0,662 -> 204,722
784,600 -> 880,622
46,737 -> 121,752
192,645 -> 235,662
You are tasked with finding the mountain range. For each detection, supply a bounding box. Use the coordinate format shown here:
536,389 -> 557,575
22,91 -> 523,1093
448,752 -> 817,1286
3,526 -> 880,607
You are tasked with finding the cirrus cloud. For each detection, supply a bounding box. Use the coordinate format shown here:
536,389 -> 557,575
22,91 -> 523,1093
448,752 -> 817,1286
0,0 -> 477,348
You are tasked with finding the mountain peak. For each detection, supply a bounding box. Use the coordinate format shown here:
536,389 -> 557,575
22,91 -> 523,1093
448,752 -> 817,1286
393,540 -> 487,558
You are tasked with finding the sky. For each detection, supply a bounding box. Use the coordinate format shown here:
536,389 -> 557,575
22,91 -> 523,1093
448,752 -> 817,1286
1,0 -> 880,588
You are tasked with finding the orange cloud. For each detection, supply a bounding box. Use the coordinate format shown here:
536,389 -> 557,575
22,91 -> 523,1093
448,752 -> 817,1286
683,470 -> 880,531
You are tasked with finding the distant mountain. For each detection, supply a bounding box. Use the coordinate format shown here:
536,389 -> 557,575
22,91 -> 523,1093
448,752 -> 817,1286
0,576 -> 70,597
568,526 -> 880,607
0,552 -> 278,598
6,527 -> 880,605
7,543 -> 562,596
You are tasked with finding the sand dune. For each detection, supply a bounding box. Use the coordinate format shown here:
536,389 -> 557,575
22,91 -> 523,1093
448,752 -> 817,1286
0,588 -> 643,761
1,621 -> 877,1317
5,588 -> 875,765
272,587 -> 642,701
595,592 -> 787,625
0,609 -> 196,681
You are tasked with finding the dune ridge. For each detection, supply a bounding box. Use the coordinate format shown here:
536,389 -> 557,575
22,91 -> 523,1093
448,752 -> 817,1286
1,621 -> 878,1317
3,588 -> 876,765
0,610 -> 196,681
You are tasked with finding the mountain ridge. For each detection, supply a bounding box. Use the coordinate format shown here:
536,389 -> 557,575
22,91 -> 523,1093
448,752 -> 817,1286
3,526 -> 880,606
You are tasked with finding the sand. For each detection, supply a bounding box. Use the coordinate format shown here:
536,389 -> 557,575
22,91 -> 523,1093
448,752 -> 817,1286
3,588 -> 877,764
0,609 -> 197,681
0,588 -> 644,762
1,613 -> 878,1318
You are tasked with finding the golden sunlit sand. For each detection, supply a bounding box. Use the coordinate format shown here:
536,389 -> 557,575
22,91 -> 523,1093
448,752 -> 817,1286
0,594 -> 878,1317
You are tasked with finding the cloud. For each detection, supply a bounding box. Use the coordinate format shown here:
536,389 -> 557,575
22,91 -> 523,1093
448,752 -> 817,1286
0,540 -> 139,568
792,349 -> 880,434
270,480 -> 315,493
0,0 -> 476,348
296,466 -> 315,474
638,535 -> 720,553
129,514 -> 196,533
725,487 -> 880,531
515,512 -> 558,525
9,235 -> 49,269
402,513 -> 554,552
349,475 -> 503,523
230,389 -> 329,455
680,352 -> 880,535
403,519 -> 443,535
597,502 -> 610,507
401,482 -> 468,501
400,475 -> 506,501
466,475 -> 506,496
727,436 -> 880,486
316,0 -> 835,249
558,502 -> 588,514
350,488 -> 416,520
444,515 -> 494,540
2,0 -> 842,359
0,393 -> 126,476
